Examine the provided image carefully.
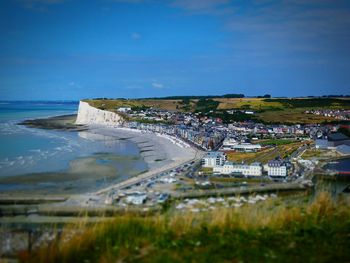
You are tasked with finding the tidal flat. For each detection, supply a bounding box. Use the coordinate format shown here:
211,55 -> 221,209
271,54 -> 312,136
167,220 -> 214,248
18,114 -> 86,131
0,153 -> 148,195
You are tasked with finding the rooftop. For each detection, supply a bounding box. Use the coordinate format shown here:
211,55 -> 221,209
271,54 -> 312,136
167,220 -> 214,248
328,132 -> 350,142
206,151 -> 226,158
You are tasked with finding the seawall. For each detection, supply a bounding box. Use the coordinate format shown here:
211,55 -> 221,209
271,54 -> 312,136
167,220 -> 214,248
75,101 -> 123,126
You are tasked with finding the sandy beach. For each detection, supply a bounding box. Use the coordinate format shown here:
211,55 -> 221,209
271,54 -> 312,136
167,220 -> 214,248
86,125 -> 202,195
0,117 -> 201,196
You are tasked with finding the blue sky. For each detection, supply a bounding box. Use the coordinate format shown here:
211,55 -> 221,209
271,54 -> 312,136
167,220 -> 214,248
1,0 -> 349,100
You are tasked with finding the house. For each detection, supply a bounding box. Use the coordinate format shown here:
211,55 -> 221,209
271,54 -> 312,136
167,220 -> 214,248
219,137 -> 261,152
117,107 -> 132,113
125,193 -> 147,205
232,143 -> 261,152
201,151 -> 227,168
220,138 -> 237,150
213,162 -> 262,176
266,160 -> 287,177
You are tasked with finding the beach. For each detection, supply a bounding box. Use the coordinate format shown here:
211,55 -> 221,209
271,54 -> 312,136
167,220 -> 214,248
0,114 -> 200,197
89,126 -> 201,195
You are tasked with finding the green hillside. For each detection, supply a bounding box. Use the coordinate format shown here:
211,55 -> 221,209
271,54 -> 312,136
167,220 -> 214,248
84,97 -> 350,124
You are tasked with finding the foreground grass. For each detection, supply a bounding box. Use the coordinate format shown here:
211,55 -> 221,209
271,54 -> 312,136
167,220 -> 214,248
22,193 -> 350,263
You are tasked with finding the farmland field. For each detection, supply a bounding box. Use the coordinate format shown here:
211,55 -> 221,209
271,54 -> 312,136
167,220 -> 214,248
85,97 -> 350,124
226,141 -> 307,163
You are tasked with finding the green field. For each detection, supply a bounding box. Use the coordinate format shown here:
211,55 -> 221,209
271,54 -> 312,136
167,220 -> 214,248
209,176 -> 270,184
226,141 -> 308,163
258,139 -> 295,146
84,97 -> 350,124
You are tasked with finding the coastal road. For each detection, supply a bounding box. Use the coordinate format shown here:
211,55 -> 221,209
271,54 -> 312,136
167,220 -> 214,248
95,149 -> 205,196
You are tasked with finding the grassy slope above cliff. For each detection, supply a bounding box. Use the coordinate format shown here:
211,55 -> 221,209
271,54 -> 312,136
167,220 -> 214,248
24,193 -> 350,263
83,97 -> 350,124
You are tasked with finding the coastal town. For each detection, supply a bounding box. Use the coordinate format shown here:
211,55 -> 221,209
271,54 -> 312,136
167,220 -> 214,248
0,98 -> 349,258
1,99 -> 350,258
75,101 -> 350,209
2,0 -> 350,260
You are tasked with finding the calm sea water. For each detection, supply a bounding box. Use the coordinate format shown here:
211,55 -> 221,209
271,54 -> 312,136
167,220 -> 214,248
0,101 -> 147,181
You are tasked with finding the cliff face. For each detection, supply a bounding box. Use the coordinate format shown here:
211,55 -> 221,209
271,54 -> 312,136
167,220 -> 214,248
75,101 -> 123,126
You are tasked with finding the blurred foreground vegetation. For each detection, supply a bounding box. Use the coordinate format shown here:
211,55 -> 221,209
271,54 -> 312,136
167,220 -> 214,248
21,192 -> 350,263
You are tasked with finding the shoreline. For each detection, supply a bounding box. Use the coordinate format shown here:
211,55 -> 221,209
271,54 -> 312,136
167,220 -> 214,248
0,115 -> 202,197
86,125 -> 202,195
18,114 -> 87,131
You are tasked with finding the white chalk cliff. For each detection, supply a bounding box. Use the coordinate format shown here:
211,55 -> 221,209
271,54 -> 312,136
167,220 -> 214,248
75,101 -> 123,126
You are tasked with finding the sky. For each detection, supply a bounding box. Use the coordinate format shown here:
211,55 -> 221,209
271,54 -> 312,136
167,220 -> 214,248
0,0 -> 350,100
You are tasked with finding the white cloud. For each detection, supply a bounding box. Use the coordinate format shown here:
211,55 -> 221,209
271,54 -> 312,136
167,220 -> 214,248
111,0 -> 148,3
170,0 -> 233,14
18,0 -> 66,11
68,81 -> 83,89
20,0 -> 66,3
171,0 -> 229,10
131,32 -> 141,39
152,82 -> 165,89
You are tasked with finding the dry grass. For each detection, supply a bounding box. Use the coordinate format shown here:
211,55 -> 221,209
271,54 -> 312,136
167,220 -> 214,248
215,98 -> 284,110
85,98 -> 348,124
86,99 -> 188,112
23,192 -> 350,263
256,108 -> 335,124
301,148 -> 341,160
225,142 -> 304,164
226,150 -> 264,163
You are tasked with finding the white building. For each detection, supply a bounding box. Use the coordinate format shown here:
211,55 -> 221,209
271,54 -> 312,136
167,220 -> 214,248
201,152 -> 227,168
125,194 -> 147,205
220,138 -> 237,150
117,107 -> 132,113
213,161 -> 262,176
266,160 -> 287,177
233,143 -> 261,152
220,138 -> 261,152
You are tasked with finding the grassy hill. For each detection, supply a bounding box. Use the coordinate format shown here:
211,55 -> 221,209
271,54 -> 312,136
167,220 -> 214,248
23,193 -> 350,263
84,97 -> 350,124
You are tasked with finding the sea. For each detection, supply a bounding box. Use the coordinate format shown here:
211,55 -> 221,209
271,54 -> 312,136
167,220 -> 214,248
0,101 -> 147,193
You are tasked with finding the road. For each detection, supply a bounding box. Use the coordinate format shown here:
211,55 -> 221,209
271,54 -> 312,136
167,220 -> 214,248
96,149 -> 205,195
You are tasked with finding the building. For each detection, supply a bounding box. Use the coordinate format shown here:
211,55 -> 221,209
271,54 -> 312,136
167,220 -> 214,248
315,139 -> 329,149
220,138 -> 237,150
233,143 -> 261,152
125,193 -> 147,205
213,161 -> 262,176
201,151 -> 227,168
316,132 -> 350,149
117,107 -> 132,113
328,132 -> 350,147
220,138 -> 261,152
266,160 -> 287,177
336,144 -> 350,155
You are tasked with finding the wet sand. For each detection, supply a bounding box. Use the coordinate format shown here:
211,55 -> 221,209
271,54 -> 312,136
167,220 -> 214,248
91,126 -> 201,195
19,114 -> 87,131
0,116 -> 199,196
0,153 -> 147,195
